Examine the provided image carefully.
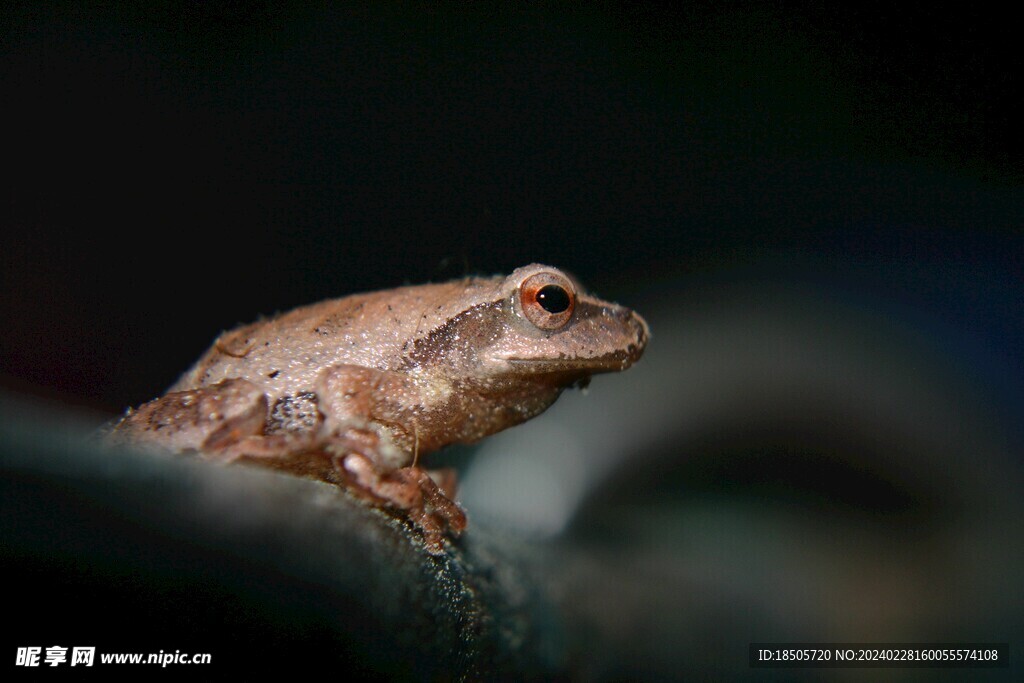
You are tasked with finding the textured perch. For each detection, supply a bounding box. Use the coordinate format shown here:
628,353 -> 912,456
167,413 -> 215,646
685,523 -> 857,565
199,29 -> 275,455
1,394 -> 564,678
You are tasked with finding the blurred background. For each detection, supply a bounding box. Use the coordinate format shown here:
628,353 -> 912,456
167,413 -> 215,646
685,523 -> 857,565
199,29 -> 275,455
3,3 -> 1021,679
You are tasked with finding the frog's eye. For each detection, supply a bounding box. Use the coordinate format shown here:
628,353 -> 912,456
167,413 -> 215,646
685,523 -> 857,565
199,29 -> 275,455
519,271 -> 576,330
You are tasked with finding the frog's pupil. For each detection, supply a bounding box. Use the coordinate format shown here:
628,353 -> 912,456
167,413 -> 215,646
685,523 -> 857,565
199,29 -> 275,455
536,285 -> 570,313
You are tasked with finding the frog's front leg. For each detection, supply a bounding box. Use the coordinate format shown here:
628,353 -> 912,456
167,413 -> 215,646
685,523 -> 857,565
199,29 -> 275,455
337,451 -> 466,553
317,365 -> 467,551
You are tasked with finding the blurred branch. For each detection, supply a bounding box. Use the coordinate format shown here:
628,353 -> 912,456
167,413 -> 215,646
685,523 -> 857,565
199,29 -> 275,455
0,392 -> 564,678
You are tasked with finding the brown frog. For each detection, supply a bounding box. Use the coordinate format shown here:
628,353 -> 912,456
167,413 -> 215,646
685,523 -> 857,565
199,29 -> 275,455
108,264 -> 648,552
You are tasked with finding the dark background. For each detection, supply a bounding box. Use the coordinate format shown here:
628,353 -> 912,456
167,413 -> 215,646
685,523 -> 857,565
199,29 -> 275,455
2,3 -> 1022,678
3,2 -> 1019,414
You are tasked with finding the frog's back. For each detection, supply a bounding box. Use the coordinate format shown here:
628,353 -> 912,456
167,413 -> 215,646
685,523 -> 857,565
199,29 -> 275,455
170,276 -> 504,400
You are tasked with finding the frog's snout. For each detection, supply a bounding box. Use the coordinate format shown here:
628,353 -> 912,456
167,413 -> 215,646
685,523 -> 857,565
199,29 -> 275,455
609,304 -> 649,363
630,309 -> 650,353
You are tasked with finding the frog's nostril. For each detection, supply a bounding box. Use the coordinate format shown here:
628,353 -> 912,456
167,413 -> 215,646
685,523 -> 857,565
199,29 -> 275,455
629,311 -> 650,348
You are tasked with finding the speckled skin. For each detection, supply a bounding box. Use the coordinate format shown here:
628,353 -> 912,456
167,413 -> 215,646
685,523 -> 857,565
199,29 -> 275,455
109,264 -> 647,551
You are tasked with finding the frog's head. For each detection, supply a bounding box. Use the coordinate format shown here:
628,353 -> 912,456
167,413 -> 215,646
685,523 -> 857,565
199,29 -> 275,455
406,264 -> 647,388
488,263 -> 648,383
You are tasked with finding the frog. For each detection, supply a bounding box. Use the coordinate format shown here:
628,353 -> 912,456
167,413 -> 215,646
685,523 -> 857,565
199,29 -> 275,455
107,264 -> 648,553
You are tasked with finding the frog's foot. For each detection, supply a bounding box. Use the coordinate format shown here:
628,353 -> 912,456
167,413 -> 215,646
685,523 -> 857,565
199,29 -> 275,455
426,467 -> 459,501
337,452 -> 467,554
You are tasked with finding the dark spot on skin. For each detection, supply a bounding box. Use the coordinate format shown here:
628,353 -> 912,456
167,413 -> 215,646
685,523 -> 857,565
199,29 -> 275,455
387,304 -> 393,311
313,326 -> 329,336
268,370 -> 280,379
267,392 -> 321,434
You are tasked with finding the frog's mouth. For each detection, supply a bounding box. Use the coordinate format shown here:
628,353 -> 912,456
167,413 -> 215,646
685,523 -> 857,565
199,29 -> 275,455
493,304 -> 648,377
502,347 -> 643,374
